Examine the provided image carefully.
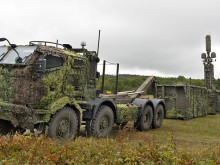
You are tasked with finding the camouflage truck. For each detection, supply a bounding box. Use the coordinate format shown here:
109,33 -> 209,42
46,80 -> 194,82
0,38 -> 166,138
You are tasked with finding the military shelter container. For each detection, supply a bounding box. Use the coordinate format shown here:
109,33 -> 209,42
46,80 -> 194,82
157,85 -> 209,120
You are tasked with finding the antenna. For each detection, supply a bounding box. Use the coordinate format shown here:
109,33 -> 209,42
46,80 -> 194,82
97,30 -> 101,57
201,35 -> 216,89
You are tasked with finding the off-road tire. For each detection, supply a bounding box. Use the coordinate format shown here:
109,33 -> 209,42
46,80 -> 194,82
152,104 -> 164,129
0,119 -> 16,135
48,107 -> 78,139
91,106 -> 114,138
134,105 -> 153,131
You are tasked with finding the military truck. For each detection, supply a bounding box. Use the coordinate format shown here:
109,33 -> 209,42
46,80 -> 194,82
0,38 -> 166,138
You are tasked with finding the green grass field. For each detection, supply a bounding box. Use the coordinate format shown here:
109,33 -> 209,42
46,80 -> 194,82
0,115 -> 220,164
111,114 -> 220,153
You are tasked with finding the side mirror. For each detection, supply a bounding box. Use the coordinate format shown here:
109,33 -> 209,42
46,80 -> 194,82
36,59 -> 46,73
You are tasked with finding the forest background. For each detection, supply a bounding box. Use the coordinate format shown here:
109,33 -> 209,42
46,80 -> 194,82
97,74 -> 220,92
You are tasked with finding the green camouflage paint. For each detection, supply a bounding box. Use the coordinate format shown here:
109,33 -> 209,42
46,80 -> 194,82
0,45 -> 99,128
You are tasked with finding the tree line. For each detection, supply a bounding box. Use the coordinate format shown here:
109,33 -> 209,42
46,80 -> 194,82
97,74 -> 220,92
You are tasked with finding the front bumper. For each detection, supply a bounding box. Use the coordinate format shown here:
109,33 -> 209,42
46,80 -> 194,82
0,102 -> 36,129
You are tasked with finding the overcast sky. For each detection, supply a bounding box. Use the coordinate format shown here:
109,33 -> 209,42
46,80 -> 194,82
1,0 -> 220,78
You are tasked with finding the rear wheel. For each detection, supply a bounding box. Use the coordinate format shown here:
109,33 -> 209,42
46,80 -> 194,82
91,106 -> 114,138
152,104 -> 164,129
48,107 -> 78,139
134,105 -> 153,131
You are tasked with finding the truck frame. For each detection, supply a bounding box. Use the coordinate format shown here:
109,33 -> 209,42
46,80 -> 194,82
0,38 -> 165,138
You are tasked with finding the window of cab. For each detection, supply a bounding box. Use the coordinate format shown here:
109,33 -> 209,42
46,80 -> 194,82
45,55 -> 64,69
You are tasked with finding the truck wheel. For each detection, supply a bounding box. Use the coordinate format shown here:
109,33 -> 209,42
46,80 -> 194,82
48,107 -> 78,139
0,120 -> 16,135
152,104 -> 164,129
134,105 -> 153,131
91,105 -> 114,138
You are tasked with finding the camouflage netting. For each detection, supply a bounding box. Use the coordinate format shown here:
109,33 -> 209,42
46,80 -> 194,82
189,86 -> 208,117
207,90 -> 218,114
0,102 -> 36,128
217,91 -> 220,113
116,104 -> 138,123
157,85 -> 210,120
0,46 -> 99,126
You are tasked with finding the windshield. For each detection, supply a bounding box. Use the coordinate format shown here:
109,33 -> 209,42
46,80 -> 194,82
0,46 -> 37,64
0,46 -> 8,59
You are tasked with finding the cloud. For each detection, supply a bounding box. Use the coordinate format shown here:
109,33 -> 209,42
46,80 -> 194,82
0,0 -> 220,78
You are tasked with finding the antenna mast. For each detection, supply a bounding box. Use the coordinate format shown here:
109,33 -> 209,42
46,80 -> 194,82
201,35 -> 216,89
97,30 -> 101,56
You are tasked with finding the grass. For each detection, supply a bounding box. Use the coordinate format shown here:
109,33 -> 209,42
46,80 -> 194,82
0,115 -> 220,164
110,115 -> 220,153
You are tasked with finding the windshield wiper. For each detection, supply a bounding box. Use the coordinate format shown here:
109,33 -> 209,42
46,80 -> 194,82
0,38 -> 22,63
0,53 -> 6,62
0,53 -> 5,58
14,50 -> 22,63
22,53 -> 33,63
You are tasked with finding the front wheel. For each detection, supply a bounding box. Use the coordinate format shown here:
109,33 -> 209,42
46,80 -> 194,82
152,104 -> 164,129
91,106 -> 114,138
0,119 -> 17,135
48,107 -> 78,139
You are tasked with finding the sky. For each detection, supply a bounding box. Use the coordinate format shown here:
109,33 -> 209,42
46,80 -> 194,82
1,0 -> 220,79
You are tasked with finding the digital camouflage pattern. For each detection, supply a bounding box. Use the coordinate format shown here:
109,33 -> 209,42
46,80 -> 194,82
157,85 -> 209,120
0,45 -> 99,128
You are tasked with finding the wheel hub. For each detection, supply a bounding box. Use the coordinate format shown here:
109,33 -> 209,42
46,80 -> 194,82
56,119 -> 70,137
100,116 -> 109,132
156,111 -> 162,121
144,113 -> 149,123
